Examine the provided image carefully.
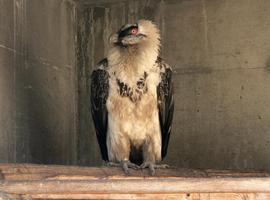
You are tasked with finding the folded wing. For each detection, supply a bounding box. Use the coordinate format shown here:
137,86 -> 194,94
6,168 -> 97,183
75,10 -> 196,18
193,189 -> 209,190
90,59 -> 109,161
157,59 -> 174,159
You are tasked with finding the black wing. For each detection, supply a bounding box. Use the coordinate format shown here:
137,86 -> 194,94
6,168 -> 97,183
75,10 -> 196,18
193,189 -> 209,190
91,59 -> 109,161
157,59 -> 174,159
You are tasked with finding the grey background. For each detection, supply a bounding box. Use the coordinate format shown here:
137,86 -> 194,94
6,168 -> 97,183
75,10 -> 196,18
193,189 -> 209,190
1,0 -> 270,170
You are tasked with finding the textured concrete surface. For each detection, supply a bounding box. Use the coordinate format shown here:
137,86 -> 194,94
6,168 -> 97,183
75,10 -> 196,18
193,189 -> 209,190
0,0 -> 16,162
1,0 -> 270,170
162,0 -> 270,169
0,0 -> 77,164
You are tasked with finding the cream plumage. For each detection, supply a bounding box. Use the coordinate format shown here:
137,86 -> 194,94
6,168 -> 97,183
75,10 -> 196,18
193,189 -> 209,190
91,19 -> 174,175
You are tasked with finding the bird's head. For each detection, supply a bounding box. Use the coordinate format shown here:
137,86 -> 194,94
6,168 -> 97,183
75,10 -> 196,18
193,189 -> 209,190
110,19 -> 160,48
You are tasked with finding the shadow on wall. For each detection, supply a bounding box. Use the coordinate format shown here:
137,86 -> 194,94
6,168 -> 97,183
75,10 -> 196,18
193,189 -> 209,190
26,59 -> 61,164
2,0 -> 77,164
265,57 -> 270,73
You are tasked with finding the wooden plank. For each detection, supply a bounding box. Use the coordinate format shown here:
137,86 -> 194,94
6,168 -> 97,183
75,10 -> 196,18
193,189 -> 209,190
0,192 -> 22,200
1,178 -> 270,194
24,193 -> 192,200
208,193 -> 270,200
0,164 -> 270,200
1,163 -> 269,178
20,193 -> 270,200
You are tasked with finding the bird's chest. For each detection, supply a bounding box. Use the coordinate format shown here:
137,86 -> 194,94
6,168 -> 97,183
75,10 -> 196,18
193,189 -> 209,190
115,72 -> 148,102
107,82 -> 157,144
106,70 -> 160,146
107,72 -> 158,122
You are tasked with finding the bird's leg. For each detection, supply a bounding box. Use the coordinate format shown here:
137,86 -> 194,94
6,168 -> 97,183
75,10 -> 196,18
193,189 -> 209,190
140,162 -> 170,175
106,136 -> 140,174
106,160 -> 139,175
141,133 -> 170,175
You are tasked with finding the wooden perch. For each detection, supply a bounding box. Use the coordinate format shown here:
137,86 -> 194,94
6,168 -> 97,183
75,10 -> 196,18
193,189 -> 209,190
0,164 -> 270,199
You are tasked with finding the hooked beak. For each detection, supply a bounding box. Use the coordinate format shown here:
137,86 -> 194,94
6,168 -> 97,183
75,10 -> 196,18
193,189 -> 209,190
109,31 -> 147,47
120,34 -> 147,46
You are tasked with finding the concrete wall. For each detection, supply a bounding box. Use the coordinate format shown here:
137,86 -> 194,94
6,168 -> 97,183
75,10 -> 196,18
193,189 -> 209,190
0,0 -> 77,164
0,0 -> 15,161
1,0 -> 270,170
163,0 -> 270,170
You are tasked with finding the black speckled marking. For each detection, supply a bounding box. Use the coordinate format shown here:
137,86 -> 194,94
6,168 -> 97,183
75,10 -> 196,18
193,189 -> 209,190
117,72 -> 148,102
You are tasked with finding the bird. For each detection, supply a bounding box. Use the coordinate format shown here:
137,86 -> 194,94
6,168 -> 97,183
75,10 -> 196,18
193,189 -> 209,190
91,19 -> 174,175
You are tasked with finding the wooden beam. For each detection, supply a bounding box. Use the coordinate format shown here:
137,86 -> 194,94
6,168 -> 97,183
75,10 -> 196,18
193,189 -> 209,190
1,177 -> 270,194
21,193 -> 270,200
0,164 -> 270,200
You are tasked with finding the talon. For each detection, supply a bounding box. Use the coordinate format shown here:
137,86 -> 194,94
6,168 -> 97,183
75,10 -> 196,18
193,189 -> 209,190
149,165 -> 155,176
140,162 -> 170,175
122,162 -> 130,175
106,160 -> 139,174
140,162 -> 149,169
121,160 -> 140,175
156,164 -> 170,169
106,162 -> 121,167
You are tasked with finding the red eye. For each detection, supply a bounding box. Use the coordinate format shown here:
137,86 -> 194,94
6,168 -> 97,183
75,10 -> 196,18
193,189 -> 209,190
131,28 -> 138,34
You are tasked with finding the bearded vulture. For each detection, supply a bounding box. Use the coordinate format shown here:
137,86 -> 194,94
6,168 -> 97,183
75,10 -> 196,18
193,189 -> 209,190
91,20 -> 174,175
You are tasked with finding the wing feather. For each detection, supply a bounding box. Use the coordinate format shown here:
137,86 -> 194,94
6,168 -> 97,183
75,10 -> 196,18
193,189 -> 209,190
90,59 -> 109,161
157,59 -> 174,159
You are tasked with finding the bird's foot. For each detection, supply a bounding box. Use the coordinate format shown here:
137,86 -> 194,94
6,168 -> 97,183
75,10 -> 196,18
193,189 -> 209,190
106,160 -> 139,175
106,161 -> 121,167
121,160 -> 140,175
140,162 -> 170,176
